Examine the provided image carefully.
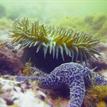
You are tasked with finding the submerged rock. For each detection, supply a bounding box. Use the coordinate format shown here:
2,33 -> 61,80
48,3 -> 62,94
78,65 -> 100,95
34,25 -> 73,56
0,98 -> 7,107
0,77 -> 52,107
0,46 -> 23,75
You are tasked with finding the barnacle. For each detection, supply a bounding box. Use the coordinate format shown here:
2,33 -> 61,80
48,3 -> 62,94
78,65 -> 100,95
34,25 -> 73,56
12,18 -> 100,63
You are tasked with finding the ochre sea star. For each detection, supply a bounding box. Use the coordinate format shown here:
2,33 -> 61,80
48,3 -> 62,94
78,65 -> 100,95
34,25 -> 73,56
16,62 -> 107,107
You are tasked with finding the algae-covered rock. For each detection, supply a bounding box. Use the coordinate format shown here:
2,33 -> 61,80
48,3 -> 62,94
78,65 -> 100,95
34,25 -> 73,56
0,47 -> 23,75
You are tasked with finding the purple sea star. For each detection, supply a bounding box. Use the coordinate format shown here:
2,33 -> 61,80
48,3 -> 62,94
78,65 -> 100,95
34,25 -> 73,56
16,62 -> 107,107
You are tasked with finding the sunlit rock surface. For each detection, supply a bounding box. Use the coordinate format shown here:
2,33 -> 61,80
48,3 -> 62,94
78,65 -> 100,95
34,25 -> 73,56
0,77 -> 52,107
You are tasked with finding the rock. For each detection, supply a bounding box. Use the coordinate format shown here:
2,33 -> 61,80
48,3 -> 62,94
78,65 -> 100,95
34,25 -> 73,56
0,77 -> 52,107
89,59 -> 107,71
0,98 -> 7,107
96,43 -> 107,60
88,42 -> 107,71
0,30 -> 11,41
0,46 -> 23,75
96,43 -> 107,52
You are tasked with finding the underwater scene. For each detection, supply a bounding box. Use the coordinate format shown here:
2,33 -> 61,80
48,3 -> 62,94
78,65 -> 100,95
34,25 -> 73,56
0,0 -> 107,107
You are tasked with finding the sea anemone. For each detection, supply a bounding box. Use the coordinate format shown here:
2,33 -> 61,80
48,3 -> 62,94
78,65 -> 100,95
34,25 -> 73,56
12,18 -> 100,72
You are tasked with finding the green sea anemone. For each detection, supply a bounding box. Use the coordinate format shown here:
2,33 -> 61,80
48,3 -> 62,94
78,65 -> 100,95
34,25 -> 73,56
11,18 -> 100,72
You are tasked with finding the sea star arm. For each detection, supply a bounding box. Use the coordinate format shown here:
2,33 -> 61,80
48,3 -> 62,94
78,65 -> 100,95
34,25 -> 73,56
69,75 -> 85,107
94,75 -> 107,85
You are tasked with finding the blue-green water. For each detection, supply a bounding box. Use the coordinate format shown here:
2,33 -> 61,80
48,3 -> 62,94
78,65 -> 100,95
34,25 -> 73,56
0,0 -> 107,21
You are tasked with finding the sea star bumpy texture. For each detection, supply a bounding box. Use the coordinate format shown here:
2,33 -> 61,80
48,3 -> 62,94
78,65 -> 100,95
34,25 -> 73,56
17,62 -> 107,107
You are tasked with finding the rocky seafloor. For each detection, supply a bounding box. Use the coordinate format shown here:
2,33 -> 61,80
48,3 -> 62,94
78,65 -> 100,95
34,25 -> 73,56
0,30 -> 107,107
0,41 -> 70,107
